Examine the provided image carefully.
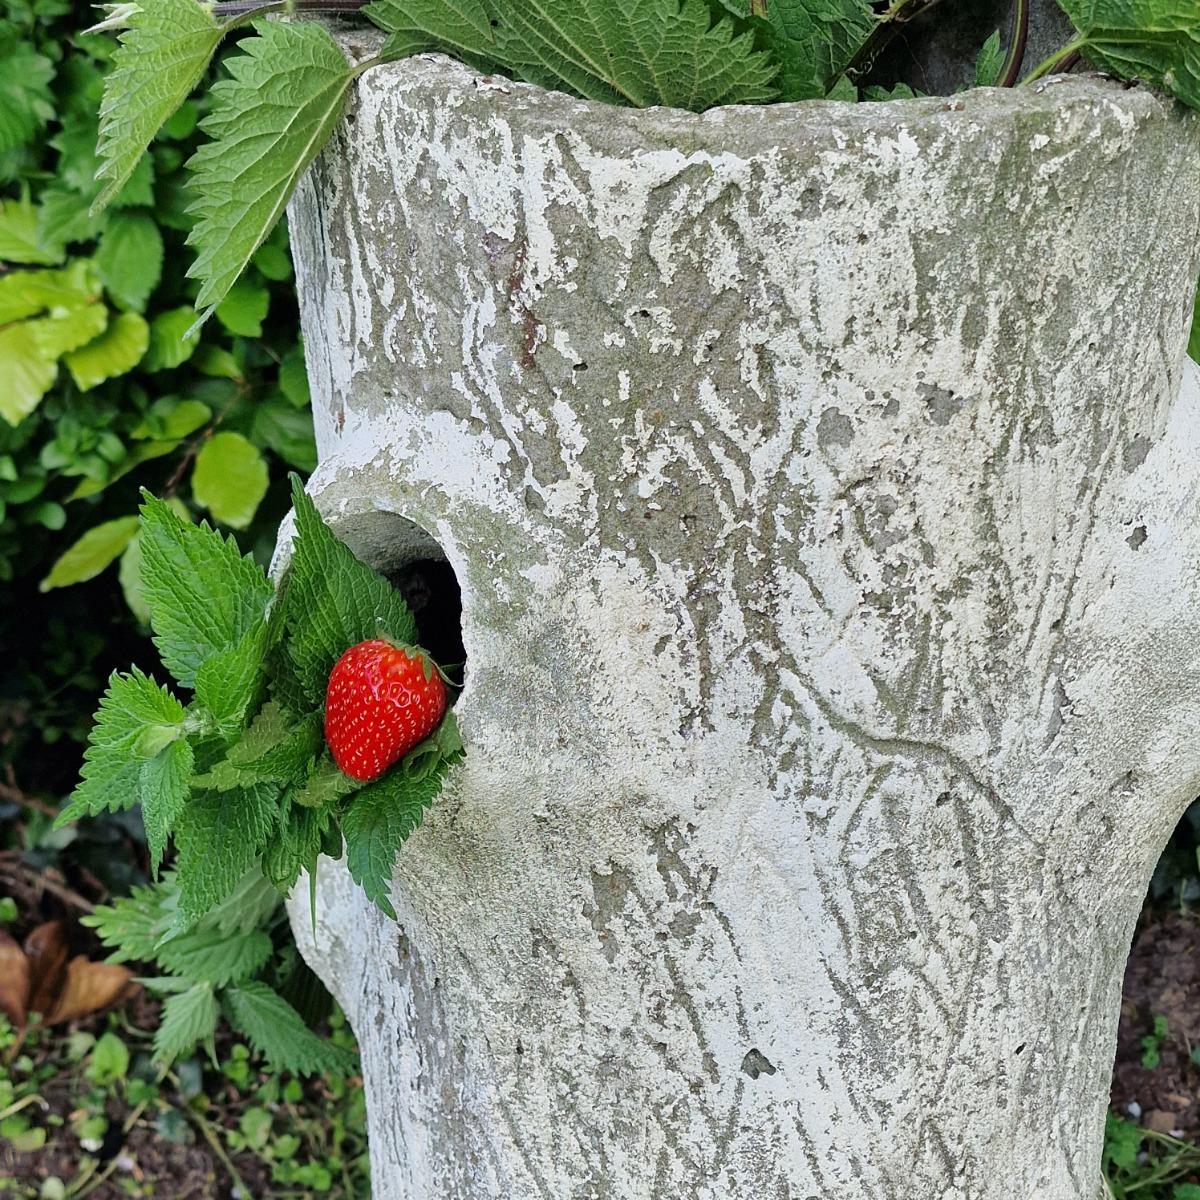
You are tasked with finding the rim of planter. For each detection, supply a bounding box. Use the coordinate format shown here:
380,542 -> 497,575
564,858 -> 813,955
324,26 -> 1193,154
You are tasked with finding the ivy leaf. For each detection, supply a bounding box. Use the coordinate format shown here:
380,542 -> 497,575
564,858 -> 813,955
95,211 -> 164,313
224,981 -> 357,1075
1059,0 -> 1200,108
191,431 -> 269,530
342,765 -> 447,918
154,981 -> 219,1065
495,0 -> 777,109
63,311 -> 149,391
39,515 -> 140,592
365,0 -> 497,63
91,0 -> 233,214
137,493 -> 273,688
56,669 -> 188,825
185,19 -> 362,325
280,476 -> 418,695
173,783 -> 280,921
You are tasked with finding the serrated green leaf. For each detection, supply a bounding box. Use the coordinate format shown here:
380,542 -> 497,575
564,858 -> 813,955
263,798 -> 334,893
156,927 -> 273,986
96,211 -> 164,312
57,669 -> 187,824
174,783 -> 280,920
93,0 -> 230,213
63,311 -> 149,391
0,37 -> 55,155
281,477 -> 418,695
137,493 -> 272,688
119,533 -> 151,624
0,261 -> 94,324
0,193 -> 65,265
185,19 -> 360,323
975,29 -> 1005,86
342,765 -> 447,918
192,431 -> 268,529
402,708 -> 464,782
494,0 -> 778,109
83,876 -> 179,962
36,183 -> 108,250
291,755 -> 361,810
193,618 -> 269,736
142,307 -> 202,372
0,322 -> 60,426
199,864 -> 282,937
141,736 -> 194,874
366,0 -> 497,63
224,981 -> 356,1075
1059,0 -> 1200,109
154,982 -> 219,1065
29,302 -> 110,362
39,515 -> 139,592
215,279 -> 269,338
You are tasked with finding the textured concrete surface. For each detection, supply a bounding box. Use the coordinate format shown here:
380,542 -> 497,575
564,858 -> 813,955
285,47 -> 1200,1199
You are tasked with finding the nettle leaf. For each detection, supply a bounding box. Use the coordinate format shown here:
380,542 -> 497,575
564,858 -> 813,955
342,764 -> 448,919
96,211 -> 164,313
57,669 -> 188,825
141,737 -> 195,874
83,878 -> 179,963
495,0 -> 778,109
193,619 -> 270,737
39,516 -> 140,593
155,927 -> 273,986
186,19 -> 362,324
281,478 -> 418,694
366,0 -> 497,63
92,0 -> 232,213
263,798 -> 334,893
1060,0 -> 1200,108
63,311 -> 149,391
229,702 -> 323,778
173,783 -> 280,921
224,981 -> 357,1075
137,493 -> 273,688
154,981 -> 219,1065
975,29 -> 1005,86
291,756 -> 361,810
192,431 -> 269,530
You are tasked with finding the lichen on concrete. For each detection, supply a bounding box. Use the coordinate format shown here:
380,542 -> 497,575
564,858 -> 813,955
285,48 -> 1200,1199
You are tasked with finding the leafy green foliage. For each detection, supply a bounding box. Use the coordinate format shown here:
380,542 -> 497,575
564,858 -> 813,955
225,981 -> 357,1076
1058,0 -> 1200,110
191,430 -> 268,529
185,19 -> 361,323
156,980 -> 219,1063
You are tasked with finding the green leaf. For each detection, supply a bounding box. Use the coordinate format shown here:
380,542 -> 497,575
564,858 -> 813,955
975,29 -> 1005,86
58,669 -> 188,824
120,534 -> 152,624
132,397 -> 211,441
87,1032 -> 130,1085
365,0 -> 497,63
192,431 -> 269,529
1059,0 -> 1200,109
291,756 -> 361,810
0,194 -> 65,265
215,280 -> 270,338
262,798 -> 334,893
0,260 -> 97,325
31,303 -> 111,361
0,322 -> 59,426
494,0 -> 777,109
402,708 -> 464,782
92,0 -> 230,213
156,927 -> 273,986
141,736 -> 194,874
173,783 -> 280,920
224,981 -> 356,1075
95,211 -> 164,312
186,19 -> 360,323
342,765 -> 447,918
137,492 -> 273,688
142,307 -> 202,372
278,346 -> 310,407
281,477 -> 418,695
63,311 -> 149,391
1188,282 -> 1199,364
0,37 -> 55,155
83,878 -> 178,963
154,982 -> 218,1065
193,619 -> 269,737
39,515 -> 140,592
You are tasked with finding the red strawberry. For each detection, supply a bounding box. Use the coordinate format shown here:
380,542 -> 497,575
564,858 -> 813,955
325,639 -> 448,782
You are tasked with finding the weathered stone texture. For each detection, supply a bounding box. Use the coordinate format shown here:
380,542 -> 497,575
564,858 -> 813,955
286,45 -> 1200,1200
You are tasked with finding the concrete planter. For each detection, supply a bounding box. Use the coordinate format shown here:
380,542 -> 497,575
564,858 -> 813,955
285,40 -> 1200,1199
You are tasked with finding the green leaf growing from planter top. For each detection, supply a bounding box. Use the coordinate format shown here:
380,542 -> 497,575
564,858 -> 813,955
185,20 -> 363,327
1056,0 -> 1200,108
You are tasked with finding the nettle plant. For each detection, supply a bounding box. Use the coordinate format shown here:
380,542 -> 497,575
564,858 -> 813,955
59,478 -> 464,936
89,0 -> 1200,329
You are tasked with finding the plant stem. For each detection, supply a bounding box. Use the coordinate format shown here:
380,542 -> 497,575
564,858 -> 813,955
839,0 -> 952,84
995,0 -> 1030,87
1019,38 -> 1087,85
213,0 -> 368,16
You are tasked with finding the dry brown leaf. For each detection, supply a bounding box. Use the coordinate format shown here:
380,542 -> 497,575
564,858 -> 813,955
24,920 -> 69,1018
0,930 -> 30,1028
45,955 -> 138,1025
